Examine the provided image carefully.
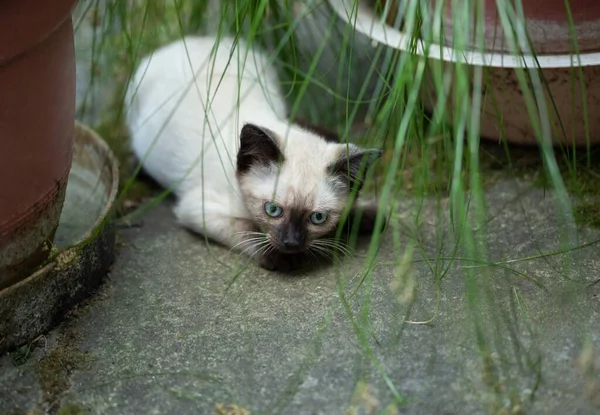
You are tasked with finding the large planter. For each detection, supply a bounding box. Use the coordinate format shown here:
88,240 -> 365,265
437,0 -> 600,55
330,0 -> 600,146
0,0 -> 78,289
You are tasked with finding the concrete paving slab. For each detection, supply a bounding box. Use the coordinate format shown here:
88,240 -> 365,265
1,180 -> 599,415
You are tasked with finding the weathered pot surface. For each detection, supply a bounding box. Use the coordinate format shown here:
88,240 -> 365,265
435,0 -> 600,55
329,0 -> 600,146
0,0 -> 78,288
0,122 -> 119,356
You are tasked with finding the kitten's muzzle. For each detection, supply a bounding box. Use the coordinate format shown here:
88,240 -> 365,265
274,228 -> 306,254
282,237 -> 302,251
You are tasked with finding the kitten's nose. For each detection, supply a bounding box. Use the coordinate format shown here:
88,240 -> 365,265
282,238 -> 301,250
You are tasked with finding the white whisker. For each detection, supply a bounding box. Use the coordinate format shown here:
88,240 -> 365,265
308,245 -> 333,260
315,247 -> 341,262
232,230 -> 267,241
248,241 -> 274,260
229,236 -> 267,253
241,239 -> 270,254
233,230 -> 266,236
228,230 -> 271,258
304,246 -> 323,263
312,238 -> 349,251
309,238 -> 353,260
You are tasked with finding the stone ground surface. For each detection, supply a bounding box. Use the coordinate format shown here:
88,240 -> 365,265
1,180 -> 600,415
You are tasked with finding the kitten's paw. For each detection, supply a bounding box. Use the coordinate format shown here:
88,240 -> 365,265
351,203 -> 387,235
259,250 -> 302,272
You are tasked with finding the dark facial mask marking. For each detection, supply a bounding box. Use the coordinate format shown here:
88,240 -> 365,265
276,208 -> 308,252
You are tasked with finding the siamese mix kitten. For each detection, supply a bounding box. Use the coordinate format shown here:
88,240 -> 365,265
125,36 -> 382,271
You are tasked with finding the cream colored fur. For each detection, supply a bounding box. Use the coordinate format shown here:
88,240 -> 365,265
124,36 -> 377,267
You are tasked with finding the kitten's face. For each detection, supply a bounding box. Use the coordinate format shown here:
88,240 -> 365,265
235,124 -> 381,254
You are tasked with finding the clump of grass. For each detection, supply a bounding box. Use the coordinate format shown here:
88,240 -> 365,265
79,1 -> 600,217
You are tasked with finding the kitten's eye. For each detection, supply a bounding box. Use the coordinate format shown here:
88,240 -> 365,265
309,211 -> 328,225
264,201 -> 283,218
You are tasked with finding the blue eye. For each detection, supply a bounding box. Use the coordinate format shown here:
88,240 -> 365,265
309,211 -> 328,225
264,202 -> 283,218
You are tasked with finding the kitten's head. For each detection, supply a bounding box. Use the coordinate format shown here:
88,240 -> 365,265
236,123 -> 381,254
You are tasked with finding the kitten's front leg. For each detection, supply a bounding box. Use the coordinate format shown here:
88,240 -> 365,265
343,200 -> 387,235
258,251 -> 303,272
174,197 -> 263,254
174,197 -> 299,271
189,213 -> 300,271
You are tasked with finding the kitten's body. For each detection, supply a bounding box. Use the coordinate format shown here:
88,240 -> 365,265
125,36 -> 381,271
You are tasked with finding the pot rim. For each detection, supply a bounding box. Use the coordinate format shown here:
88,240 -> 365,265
0,122 -> 119,296
329,0 -> 600,68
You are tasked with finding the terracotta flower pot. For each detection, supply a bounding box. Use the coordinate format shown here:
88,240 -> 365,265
0,0 -> 78,289
330,0 -> 600,146
437,0 -> 600,55
431,0 -> 600,145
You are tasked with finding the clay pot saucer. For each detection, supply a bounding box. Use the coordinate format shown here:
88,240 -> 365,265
0,123 -> 119,356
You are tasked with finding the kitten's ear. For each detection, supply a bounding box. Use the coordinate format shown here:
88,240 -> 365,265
237,124 -> 284,173
329,145 -> 382,192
